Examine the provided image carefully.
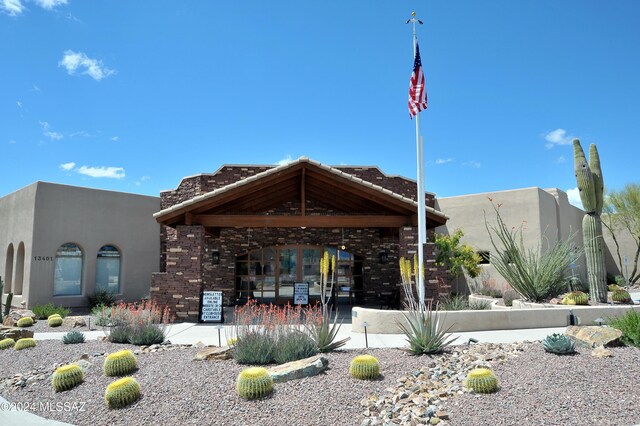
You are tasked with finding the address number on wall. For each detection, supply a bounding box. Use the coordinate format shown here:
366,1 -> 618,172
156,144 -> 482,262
33,256 -> 54,261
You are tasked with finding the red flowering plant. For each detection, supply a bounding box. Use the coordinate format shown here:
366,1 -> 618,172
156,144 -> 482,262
101,299 -> 174,345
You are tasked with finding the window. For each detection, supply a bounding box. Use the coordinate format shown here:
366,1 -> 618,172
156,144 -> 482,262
54,243 -> 83,296
14,242 -> 25,295
96,245 -> 121,294
4,244 -> 13,293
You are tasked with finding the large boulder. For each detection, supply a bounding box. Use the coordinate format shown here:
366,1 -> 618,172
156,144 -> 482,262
266,355 -> 329,383
566,326 -> 623,348
62,316 -> 87,328
2,309 -> 37,327
193,346 -> 233,361
0,326 -> 35,340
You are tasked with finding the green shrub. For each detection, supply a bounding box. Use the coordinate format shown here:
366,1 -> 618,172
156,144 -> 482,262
502,290 -> 519,307
273,330 -> 318,364
31,303 -> 70,320
88,290 -> 117,309
615,275 -> 626,287
236,367 -> 273,400
105,377 -> 141,409
62,331 -> 86,344
232,330 -> 276,365
17,317 -> 33,327
608,310 -> 640,347
440,294 -> 468,311
127,323 -> 165,346
349,355 -> 380,380
14,338 -> 37,350
104,350 -> 137,376
92,304 -> 113,327
0,338 -> 15,350
468,299 -> 492,310
466,368 -> 499,393
475,286 -> 503,298
542,333 -> 576,354
108,324 -> 132,344
52,364 -> 84,392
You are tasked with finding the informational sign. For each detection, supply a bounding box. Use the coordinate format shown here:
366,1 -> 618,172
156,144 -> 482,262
293,283 -> 309,305
199,291 -> 224,323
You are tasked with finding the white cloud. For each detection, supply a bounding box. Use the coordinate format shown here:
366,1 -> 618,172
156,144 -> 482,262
59,50 -> 115,81
77,166 -> 125,179
556,155 -> 566,163
34,0 -> 67,9
59,162 -> 75,171
462,160 -> 481,169
69,130 -> 91,138
39,121 -> 63,140
1,0 -> 24,16
275,155 -> 293,166
110,136 -> 119,141
435,158 -> 454,165
16,101 -> 22,108
545,128 -> 574,149
566,187 -> 584,210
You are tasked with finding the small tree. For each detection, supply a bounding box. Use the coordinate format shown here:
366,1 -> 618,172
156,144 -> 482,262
603,183 -> 640,284
434,229 -> 482,279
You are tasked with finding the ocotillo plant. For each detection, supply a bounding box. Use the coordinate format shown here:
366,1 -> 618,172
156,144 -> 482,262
573,139 -> 607,302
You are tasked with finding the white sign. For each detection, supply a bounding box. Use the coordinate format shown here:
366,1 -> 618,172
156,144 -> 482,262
293,283 -> 309,305
200,291 -> 224,323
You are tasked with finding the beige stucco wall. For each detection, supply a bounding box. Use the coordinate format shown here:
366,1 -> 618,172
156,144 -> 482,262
1,182 -> 160,308
435,187 -> 586,294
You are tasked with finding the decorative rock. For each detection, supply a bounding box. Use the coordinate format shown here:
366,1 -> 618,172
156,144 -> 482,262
0,326 -> 34,340
565,326 -> 623,348
591,345 -> 612,358
193,346 -> 233,361
266,355 -> 329,383
62,316 -> 87,328
2,310 -> 37,327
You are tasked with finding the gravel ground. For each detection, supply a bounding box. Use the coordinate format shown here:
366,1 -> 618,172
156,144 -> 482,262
1,340 -> 639,426
443,345 -> 640,426
23,317 -> 98,333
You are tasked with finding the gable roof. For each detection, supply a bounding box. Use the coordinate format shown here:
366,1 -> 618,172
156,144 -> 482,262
155,157 -> 447,229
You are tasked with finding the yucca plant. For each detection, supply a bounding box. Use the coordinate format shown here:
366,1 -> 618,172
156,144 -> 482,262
396,256 -> 458,355
307,251 -> 350,352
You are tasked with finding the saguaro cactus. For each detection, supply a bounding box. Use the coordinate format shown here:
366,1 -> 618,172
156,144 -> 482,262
573,139 -> 607,302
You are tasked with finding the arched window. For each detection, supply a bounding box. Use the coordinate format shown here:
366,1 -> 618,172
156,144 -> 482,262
14,242 -> 25,295
4,244 -> 13,293
96,245 -> 120,294
53,243 -> 83,296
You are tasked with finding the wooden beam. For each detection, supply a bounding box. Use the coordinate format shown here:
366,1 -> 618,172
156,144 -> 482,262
192,214 -> 413,228
301,168 -> 306,216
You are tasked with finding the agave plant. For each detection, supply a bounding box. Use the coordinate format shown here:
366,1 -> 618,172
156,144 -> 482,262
396,256 -> 458,355
542,333 -> 575,354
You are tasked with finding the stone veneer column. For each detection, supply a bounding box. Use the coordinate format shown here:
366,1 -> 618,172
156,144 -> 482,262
398,226 -> 444,303
151,225 -> 205,321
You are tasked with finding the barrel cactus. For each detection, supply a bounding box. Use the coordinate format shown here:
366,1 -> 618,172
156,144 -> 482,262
561,291 -> 589,306
349,355 -> 380,380
608,284 -> 621,292
465,368 -> 499,393
48,316 -> 63,327
105,377 -> 141,409
612,289 -> 632,303
52,364 -> 84,392
0,338 -> 15,350
48,314 -> 62,321
236,367 -> 273,399
104,349 -> 138,376
573,140 -> 607,302
543,333 -> 575,354
14,338 -> 37,350
17,316 -> 34,327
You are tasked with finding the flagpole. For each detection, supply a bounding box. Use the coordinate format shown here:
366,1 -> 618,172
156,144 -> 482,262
408,12 -> 427,309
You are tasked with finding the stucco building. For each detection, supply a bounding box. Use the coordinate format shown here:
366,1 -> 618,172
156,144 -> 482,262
0,182 -> 160,309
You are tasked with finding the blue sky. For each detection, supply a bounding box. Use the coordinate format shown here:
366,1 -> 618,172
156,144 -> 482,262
2,1 -> 639,208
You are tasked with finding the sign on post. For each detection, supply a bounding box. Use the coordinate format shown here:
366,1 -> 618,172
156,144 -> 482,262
293,283 -> 309,305
199,291 -> 224,323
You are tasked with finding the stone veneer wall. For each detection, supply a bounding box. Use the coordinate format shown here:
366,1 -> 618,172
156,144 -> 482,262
152,164 -> 446,321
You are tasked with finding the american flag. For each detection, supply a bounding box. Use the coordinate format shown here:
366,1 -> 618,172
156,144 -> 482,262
408,42 -> 428,118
